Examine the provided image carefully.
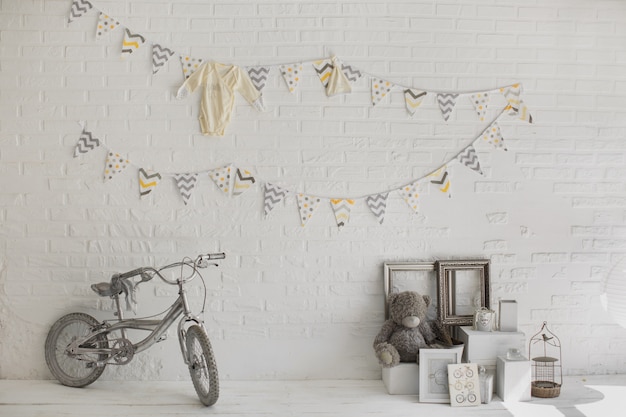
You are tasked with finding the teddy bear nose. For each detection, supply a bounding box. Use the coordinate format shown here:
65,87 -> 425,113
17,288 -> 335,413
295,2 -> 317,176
402,316 -> 420,328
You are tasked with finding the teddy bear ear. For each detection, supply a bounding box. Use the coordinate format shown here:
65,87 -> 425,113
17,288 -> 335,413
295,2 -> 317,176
422,295 -> 432,307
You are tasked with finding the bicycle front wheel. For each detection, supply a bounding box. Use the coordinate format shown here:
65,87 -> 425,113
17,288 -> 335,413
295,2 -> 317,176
185,325 -> 219,406
44,313 -> 108,387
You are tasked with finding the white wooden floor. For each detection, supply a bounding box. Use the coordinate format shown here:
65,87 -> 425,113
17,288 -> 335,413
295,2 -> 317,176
0,375 -> 624,417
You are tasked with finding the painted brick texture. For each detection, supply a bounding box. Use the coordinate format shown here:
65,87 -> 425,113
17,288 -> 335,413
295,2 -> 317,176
1,0 -> 626,380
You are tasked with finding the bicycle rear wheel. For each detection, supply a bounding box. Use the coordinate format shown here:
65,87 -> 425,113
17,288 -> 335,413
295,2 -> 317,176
185,325 -> 219,406
44,312 -> 108,387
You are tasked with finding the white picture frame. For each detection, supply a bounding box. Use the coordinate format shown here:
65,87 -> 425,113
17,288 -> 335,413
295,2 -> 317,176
418,348 -> 463,403
448,363 -> 481,407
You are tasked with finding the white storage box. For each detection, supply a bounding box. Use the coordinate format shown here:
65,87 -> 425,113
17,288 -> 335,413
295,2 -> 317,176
382,363 -> 419,395
457,327 -> 525,363
496,356 -> 531,402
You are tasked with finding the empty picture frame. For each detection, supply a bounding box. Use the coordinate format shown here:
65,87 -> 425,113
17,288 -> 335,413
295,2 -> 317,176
383,262 -> 437,320
436,259 -> 490,327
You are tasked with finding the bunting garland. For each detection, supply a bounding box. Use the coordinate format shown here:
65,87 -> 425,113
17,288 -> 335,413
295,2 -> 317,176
67,0 -> 536,230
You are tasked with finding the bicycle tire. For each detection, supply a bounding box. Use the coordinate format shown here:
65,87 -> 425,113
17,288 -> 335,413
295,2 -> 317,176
185,325 -> 219,406
44,312 -> 108,387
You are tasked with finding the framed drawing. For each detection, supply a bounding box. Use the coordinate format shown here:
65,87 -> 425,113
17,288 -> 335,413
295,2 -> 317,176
436,259 -> 491,327
418,347 -> 463,403
448,363 -> 481,407
383,262 -> 437,320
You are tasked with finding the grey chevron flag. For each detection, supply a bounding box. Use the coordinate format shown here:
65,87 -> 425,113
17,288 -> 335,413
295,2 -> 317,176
341,63 -> 363,83
174,173 -> 198,205
121,29 -> 147,59
247,66 -> 271,92
437,93 -> 459,121
366,192 -> 388,225
74,129 -> 100,157
457,145 -> 483,175
68,0 -> 93,23
152,44 -> 175,74
263,183 -> 289,217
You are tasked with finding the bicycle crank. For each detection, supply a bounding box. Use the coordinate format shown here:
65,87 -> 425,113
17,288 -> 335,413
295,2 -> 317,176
111,338 -> 135,365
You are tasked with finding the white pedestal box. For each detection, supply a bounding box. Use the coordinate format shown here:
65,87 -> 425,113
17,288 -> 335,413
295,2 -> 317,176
457,327 -> 525,363
496,356 -> 531,402
382,363 -> 419,395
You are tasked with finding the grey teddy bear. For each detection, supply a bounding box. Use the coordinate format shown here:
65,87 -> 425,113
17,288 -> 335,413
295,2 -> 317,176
373,291 -> 452,367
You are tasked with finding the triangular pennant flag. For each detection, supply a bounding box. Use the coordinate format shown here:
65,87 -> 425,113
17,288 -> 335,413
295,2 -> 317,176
428,166 -> 452,198
104,151 -> 129,181
279,63 -> 303,93
470,92 -> 490,122
500,84 -> 533,123
68,0 -> 93,23
366,192 -> 388,225
296,194 -> 322,227
95,12 -> 121,40
480,122 -> 507,150
74,129 -> 100,157
173,173 -> 198,205
398,181 -> 420,213
330,199 -> 355,230
180,55 -> 204,79
263,183 -> 290,217
437,93 -> 459,121
208,164 -> 232,195
371,78 -> 395,106
233,168 -> 256,196
313,58 -> 333,88
138,168 -> 162,197
404,89 -> 427,116
121,29 -> 147,59
457,145 -> 483,175
247,66 -> 271,92
341,63 -> 363,83
152,44 -> 175,75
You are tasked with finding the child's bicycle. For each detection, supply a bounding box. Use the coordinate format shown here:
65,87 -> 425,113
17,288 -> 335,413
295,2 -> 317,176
44,252 -> 225,406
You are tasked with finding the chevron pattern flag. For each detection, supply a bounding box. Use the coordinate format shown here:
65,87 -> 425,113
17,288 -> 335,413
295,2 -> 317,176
121,29 -> 147,59
457,145 -> 483,175
398,181 -> 420,213
500,84 -> 533,123
365,192 -> 388,225
138,168 -> 162,197
313,58 -> 333,88
152,44 -> 175,74
233,168 -> 256,196
297,193 -> 322,226
330,199 -> 355,230
174,173 -> 198,205
279,63 -> 303,93
180,55 -> 203,79
341,63 -> 363,83
470,92 -> 490,122
437,93 -> 459,121
263,183 -> 290,217
428,166 -> 452,198
95,12 -> 121,40
371,79 -> 395,106
104,151 -> 129,181
481,122 -> 506,150
208,164 -> 232,194
404,88 -> 427,116
247,66 -> 271,92
74,129 -> 100,157
68,0 -> 93,23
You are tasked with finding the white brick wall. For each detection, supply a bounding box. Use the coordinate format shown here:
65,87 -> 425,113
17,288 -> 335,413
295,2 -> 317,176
1,0 -> 626,380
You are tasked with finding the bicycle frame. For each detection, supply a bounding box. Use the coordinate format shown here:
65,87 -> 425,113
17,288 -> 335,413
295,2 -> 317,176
67,279 -> 202,367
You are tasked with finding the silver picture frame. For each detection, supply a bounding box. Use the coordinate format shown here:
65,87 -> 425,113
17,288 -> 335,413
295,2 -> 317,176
436,259 -> 491,327
383,262 -> 437,320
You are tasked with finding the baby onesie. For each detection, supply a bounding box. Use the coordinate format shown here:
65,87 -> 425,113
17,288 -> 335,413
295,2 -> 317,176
177,62 -> 264,136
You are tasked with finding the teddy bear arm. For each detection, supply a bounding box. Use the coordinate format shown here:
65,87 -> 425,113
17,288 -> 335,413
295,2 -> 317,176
373,320 -> 397,348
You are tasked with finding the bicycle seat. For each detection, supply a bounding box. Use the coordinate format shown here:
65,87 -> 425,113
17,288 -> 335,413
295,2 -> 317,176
91,282 -> 119,297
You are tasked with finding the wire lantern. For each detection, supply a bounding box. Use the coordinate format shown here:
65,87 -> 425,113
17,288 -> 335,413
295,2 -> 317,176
528,321 -> 562,398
